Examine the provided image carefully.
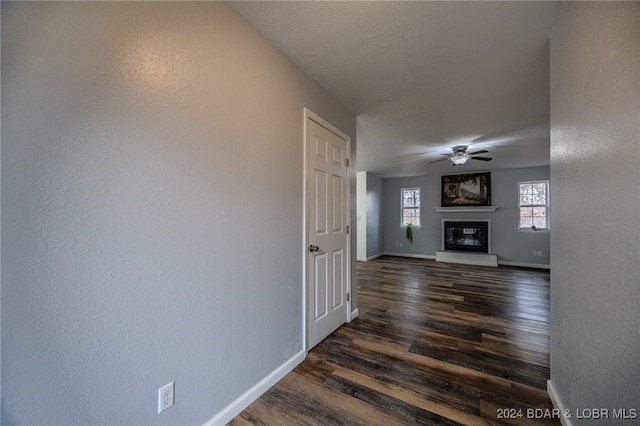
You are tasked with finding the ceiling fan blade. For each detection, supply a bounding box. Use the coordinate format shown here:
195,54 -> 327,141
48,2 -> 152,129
429,157 -> 451,164
467,150 -> 489,156
470,156 -> 492,161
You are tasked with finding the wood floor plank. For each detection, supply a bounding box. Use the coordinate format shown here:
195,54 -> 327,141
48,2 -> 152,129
313,334 -> 482,416
229,256 -> 558,425
332,368 -> 499,426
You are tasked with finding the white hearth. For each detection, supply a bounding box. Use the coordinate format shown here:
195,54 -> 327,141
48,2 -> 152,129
435,250 -> 498,267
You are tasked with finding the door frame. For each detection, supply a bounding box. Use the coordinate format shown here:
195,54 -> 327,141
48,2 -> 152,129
302,107 -> 352,353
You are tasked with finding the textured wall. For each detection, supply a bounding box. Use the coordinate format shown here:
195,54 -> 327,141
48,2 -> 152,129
1,2 -> 354,424
550,1 -> 640,422
382,167 -> 551,266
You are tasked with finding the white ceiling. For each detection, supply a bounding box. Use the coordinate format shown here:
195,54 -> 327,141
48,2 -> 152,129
229,1 -> 562,177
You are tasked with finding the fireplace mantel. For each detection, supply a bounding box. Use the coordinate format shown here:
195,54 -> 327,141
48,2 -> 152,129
433,206 -> 499,213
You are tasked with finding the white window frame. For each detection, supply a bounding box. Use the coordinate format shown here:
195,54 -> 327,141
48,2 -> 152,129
518,180 -> 550,232
401,187 -> 421,228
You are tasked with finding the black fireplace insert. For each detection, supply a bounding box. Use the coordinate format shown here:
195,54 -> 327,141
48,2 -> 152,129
444,221 -> 489,253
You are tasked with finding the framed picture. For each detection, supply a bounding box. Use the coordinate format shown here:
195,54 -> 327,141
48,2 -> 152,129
441,172 -> 491,206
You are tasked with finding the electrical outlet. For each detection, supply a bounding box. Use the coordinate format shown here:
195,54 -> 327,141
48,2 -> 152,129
538,251 -> 543,257
158,381 -> 175,414
533,250 -> 537,256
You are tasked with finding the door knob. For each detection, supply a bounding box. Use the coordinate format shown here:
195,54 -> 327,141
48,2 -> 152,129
309,244 -> 319,252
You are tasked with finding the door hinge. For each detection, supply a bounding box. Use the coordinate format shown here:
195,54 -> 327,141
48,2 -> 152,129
347,293 -> 350,302
346,225 -> 349,234
345,158 -> 350,167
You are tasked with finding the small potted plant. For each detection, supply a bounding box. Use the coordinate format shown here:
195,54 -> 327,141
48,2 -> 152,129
405,223 -> 414,244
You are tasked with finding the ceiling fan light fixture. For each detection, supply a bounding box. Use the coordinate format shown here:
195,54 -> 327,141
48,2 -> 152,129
450,156 -> 468,165
429,145 -> 491,166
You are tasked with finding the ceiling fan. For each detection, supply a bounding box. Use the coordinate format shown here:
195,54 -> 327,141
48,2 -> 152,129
429,145 -> 492,166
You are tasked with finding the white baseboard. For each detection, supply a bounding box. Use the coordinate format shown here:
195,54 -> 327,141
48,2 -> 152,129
547,379 -> 573,426
382,252 -> 436,260
357,253 -> 383,262
351,308 -> 359,320
499,260 -> 550,270
203,349 -> 306,426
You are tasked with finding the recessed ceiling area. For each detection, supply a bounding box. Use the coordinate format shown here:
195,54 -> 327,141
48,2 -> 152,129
230,1 -> 562,177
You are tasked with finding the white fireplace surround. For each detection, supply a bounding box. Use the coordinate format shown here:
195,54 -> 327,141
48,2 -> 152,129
436,219 -> 498,267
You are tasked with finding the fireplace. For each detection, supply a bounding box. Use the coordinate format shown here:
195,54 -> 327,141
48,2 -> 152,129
443,220 -> 489,253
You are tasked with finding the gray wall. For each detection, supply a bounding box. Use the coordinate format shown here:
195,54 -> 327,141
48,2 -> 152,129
383,167 -> 551,267
357,172 -> 367,260
365,173 -> 385,259
1,2 -> 355,424
550,2 -> 640,423
356,171 -> 384,261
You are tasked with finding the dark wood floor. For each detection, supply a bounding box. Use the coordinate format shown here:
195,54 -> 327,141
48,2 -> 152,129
229,256 -> 558,425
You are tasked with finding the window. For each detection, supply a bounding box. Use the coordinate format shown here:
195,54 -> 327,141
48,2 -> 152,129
401,188 -> 421,227
519,181 -> 549,230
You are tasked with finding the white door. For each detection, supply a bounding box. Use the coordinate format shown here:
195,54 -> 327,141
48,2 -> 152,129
306,113 -> 350,350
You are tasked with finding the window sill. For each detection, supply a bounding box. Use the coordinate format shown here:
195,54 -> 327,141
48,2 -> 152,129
518,228 -> 550,233
400,226 -> 422,229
